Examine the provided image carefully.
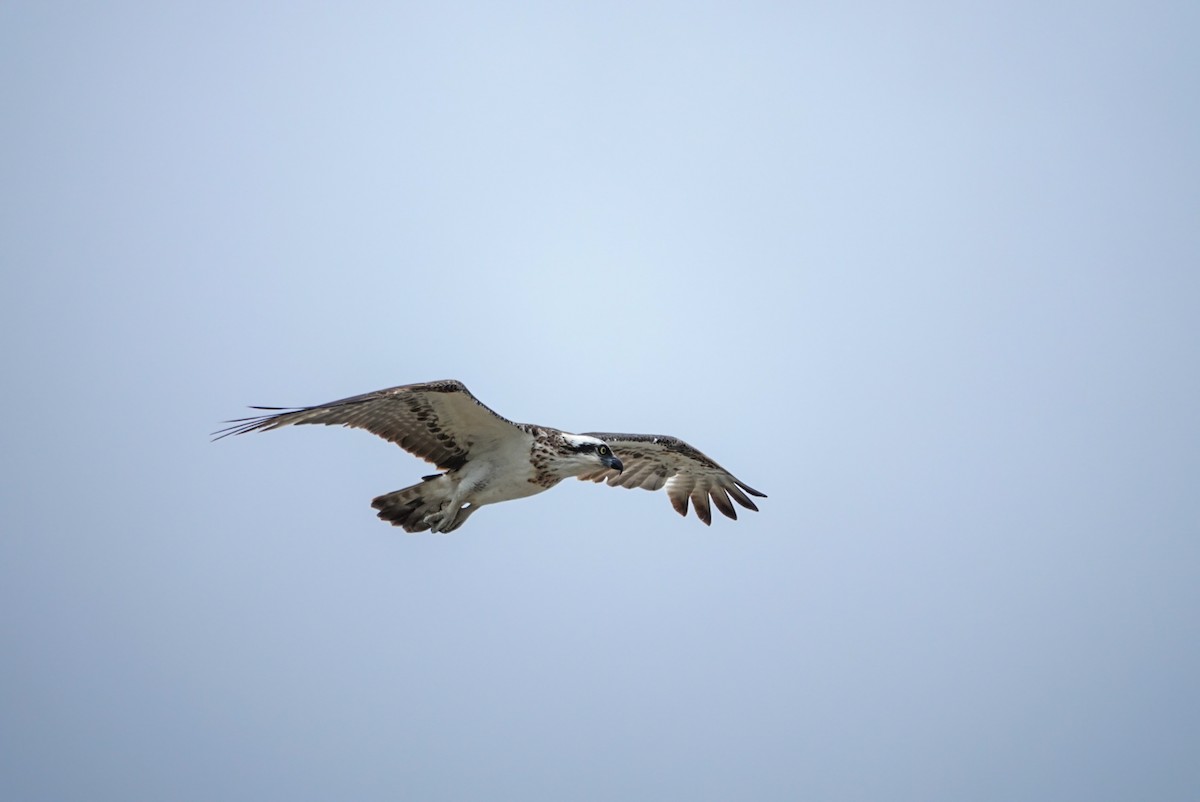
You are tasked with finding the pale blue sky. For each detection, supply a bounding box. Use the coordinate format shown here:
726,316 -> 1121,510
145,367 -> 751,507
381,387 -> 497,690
2,2 -> 1198,800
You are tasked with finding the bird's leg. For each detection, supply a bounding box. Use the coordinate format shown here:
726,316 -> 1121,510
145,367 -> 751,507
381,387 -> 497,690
424,467 -> 491,533
440,503 -> 478,533
424,502 -> 476,533
423,504 -> 455,533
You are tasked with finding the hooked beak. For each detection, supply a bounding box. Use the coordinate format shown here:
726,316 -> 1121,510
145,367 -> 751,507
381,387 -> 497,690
604,454 -> 624,473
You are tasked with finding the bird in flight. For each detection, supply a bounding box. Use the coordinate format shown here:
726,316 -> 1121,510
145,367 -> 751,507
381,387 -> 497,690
215,380 -> 765,533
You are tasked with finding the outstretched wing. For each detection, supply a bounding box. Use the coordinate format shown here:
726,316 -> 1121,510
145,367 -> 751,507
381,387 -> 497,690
212,379 -> 532,471
577,432 -> 766,525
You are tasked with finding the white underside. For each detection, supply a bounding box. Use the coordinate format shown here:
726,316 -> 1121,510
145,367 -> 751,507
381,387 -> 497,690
415,433 -> 609,533
420,451 -> 554,532
457,456 -> 550,506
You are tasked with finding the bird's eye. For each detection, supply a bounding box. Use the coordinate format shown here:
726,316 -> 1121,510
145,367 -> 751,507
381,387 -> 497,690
598,445 -> 609,455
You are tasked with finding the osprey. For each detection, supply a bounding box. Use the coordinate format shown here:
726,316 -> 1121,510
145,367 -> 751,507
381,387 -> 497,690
215,380 -> 765,533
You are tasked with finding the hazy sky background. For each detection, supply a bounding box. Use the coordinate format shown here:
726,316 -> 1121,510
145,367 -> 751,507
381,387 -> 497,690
2,2 -> 1198,800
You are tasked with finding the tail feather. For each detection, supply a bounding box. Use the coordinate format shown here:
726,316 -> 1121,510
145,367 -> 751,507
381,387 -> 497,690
371,474 -> 449,533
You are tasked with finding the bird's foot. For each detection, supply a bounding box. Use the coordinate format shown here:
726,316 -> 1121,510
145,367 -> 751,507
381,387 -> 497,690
423,503 -> 476,534
423,509 -> 456,534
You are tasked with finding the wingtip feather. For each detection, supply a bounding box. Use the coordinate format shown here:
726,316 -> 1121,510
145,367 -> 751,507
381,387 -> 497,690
710,488 -> 738,520
736,480 -> 767,498
690,490 -> 712,525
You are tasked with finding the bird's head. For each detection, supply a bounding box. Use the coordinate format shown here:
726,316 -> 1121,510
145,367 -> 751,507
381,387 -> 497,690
561,433 -> 624,475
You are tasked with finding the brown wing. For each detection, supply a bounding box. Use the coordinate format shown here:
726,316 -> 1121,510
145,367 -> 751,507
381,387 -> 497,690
577,432 -> 766,525
212,379 -> 533,471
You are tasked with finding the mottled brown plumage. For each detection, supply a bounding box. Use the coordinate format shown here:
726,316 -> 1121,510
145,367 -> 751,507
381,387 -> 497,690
577,433 -> 766,525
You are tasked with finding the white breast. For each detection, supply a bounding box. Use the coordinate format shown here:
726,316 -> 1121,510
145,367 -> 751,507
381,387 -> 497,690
457,439 -> 554,507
